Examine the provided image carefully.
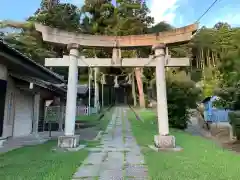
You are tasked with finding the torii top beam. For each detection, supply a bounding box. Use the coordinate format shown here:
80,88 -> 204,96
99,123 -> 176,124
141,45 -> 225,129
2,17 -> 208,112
35,23 -> 198,48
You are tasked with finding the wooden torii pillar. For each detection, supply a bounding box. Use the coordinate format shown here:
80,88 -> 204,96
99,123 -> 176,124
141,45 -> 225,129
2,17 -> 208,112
35,23 -> 197,149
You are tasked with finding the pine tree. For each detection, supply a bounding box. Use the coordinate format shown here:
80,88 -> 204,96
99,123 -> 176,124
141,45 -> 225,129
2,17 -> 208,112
40,0 -> 60,10
81,0 -> 115,34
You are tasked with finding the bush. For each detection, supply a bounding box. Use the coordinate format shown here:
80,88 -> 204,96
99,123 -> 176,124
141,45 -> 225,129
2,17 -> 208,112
191,68 -> 202,82
228,111 -> 240,140
214,85 -> 240,110
214,87 -> 236,109
166,71 -> 201,129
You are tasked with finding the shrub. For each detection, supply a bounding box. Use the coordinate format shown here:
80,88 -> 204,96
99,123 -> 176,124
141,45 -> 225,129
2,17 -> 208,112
214,85 -> 240,110
228,111 -> 240,140
166,71 -> 201,129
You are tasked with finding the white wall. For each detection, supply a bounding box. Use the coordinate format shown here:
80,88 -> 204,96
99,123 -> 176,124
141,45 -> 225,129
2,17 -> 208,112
13,89 -> 34,137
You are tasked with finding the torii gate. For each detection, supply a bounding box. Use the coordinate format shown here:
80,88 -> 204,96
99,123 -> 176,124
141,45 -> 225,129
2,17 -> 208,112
35,23 -> 198,149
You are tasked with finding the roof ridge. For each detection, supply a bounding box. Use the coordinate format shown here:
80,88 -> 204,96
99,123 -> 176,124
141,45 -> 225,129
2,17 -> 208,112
0,38 -> 65,82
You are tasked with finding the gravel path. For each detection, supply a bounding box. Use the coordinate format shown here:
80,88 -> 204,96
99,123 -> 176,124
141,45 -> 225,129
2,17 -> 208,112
185,110 -> 211,138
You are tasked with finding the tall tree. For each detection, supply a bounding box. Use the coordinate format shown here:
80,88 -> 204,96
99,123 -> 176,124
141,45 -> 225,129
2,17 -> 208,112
81,0 -> 154,107
0,1 -> 83,80
40,0 -> 60,10
115,0 -> 153,107
81,0 -> 115,35
149,21 -> 173,33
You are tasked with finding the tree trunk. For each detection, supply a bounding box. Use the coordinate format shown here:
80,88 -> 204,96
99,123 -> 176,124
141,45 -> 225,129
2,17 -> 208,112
207,49 -> 210,67
131,73 -> 137,106
135,67 -> 145,108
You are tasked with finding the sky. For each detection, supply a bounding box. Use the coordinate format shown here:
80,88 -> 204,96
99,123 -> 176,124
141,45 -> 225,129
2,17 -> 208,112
0,0 -> 239,28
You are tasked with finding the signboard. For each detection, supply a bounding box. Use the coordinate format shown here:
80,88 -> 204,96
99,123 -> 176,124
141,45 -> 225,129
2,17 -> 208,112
45,106 -> 60,122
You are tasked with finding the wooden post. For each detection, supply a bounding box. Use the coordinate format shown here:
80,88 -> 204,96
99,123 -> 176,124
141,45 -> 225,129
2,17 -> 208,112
88,68 -> 92,115
94,67 -> 100,112
33,93 -> 40,134
58,98 -> 65,131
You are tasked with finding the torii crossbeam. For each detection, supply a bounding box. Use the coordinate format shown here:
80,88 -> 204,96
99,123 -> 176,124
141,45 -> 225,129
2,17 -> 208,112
36,23 -> 198,150
45,56 -> 190,67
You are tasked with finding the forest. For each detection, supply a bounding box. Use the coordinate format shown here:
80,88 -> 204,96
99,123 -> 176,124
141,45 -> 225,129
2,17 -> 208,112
1,0 -> 240,129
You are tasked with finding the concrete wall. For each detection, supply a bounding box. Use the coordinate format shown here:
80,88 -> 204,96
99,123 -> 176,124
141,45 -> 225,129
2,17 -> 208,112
0,64 -> 7,80
0,64 -> 8,137
13,88 -> 34,137
3,76 -> 15,137
2,75 -> 35,138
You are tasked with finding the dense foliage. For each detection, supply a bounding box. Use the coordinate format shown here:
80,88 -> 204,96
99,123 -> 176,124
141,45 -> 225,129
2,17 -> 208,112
229,111 -> 240,140
166,71 -> 201,129
191,24 -> 240,105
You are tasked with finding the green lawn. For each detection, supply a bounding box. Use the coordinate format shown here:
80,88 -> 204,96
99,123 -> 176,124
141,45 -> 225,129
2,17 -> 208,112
0,107 -> 113,180
0,141 -> 88,180
99,107 -> 115,130
76,114 -> 100,121
128,109 -> 240,180
76,107 -> 112,129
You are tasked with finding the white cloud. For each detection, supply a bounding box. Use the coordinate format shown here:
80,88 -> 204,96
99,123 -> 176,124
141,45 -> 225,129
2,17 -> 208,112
204,13 -> 240,28
149,0 -> 179,25
218,14 -> 240,26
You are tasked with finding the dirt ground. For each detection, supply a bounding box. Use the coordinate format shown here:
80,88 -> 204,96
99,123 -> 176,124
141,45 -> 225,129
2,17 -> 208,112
195,111 -> 240,153
208,126 -> 240,153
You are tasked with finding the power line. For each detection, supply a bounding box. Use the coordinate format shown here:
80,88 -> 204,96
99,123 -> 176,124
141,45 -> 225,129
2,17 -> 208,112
195,0 -> 221,23
192,0 -> 221,37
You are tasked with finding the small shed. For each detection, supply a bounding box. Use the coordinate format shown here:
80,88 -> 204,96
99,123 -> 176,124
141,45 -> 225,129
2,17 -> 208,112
202,96 -> 230,123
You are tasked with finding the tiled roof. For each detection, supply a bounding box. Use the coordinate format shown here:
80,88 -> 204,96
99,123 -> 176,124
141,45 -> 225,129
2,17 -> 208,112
0,38 -> 65,83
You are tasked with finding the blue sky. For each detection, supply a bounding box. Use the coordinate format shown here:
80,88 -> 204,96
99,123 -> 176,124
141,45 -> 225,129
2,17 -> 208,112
0,0 -> 239,28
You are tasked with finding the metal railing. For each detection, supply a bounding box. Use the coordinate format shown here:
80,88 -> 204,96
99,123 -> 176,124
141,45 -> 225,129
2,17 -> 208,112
204,109 -> 231,123
44,106 -> 99,122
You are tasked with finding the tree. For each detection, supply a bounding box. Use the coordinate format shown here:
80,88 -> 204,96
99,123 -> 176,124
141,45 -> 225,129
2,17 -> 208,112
81,0 -> 115,35
30,3 -> 82,32
149,21 -> 173,33
0,2 -> 82,65
214,22 -> 231,30
81,0 -> 154,107
115,0 -> 153,108
40,0 -> 60,10
188,21 -> 240,108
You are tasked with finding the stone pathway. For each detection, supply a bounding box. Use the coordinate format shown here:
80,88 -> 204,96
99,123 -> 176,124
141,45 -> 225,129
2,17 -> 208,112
185,110 -> 211,138
72,107 -> 148,180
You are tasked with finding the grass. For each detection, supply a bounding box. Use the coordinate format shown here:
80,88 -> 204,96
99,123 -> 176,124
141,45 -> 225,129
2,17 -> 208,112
97,107 -> 114,131
128,109 -> 240,180
76,114 -> 100,122
0,141 -> 88,180
0,107 -> 114,180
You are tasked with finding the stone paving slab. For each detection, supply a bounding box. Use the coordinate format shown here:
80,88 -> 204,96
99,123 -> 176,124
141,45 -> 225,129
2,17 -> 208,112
125,164 -> 148,178
126,153 -> 145,165
100,161 -> 124,170
73,164 -> 100,178
82,152 -> 106,165
72,107 -> 148,179
99,169 -> 124,180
